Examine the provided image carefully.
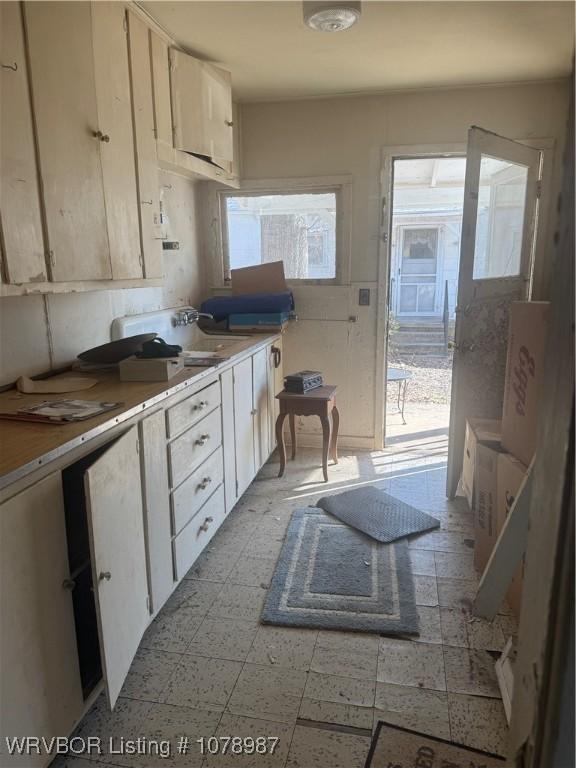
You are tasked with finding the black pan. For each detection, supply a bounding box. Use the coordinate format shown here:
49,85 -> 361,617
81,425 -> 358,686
77,333 -> 158,364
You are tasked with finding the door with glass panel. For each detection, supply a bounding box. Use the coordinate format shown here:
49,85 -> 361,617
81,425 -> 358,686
446,126 -> 541,497
398,227 -> 439,315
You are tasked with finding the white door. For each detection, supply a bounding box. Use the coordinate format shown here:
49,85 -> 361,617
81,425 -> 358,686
84,427 -> 149,707
397,226 -> 440,315
446,127 -> 542,497
233,358 -> 256,497
252,348 -> 270,469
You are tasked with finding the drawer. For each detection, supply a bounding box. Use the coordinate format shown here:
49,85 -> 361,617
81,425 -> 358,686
171,447 -> 224,535
167,381 -> 221,438
173,485 -> 226,580
168,407 -> 222,488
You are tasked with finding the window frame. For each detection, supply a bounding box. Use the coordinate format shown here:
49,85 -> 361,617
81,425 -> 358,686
211,176 -> 352,287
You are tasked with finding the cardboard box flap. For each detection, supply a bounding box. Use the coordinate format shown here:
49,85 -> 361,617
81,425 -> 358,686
231,261 -> 287,296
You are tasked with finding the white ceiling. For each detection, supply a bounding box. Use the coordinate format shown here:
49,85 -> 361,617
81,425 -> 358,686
141,1 -> 574,102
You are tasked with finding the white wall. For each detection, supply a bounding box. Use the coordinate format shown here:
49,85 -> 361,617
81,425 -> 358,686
239,80 -> 569,447
0,171 -> 203,386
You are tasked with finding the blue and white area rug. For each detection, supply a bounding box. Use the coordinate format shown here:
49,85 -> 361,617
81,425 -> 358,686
261,508 -> 419,635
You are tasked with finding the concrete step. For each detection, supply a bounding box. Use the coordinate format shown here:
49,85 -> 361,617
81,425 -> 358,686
397,324 -> 444,333
392,330 -> 445,345
391,341 -> 448,355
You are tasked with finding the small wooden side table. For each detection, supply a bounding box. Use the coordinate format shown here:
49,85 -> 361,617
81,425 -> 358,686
275,385 -> 339,482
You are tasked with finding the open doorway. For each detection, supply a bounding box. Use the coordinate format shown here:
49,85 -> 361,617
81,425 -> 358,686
385,156 -> 466,442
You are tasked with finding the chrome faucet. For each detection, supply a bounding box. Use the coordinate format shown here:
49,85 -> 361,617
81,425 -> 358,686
173,308 -> 214,327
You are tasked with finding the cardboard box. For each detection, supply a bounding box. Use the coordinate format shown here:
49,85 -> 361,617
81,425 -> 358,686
501,301 -> 550,467
231,261 -> 287,295
461,418 -> 502,509
119,355 -> 183,382
497,451 -> 529,618
473,441 -> 505,573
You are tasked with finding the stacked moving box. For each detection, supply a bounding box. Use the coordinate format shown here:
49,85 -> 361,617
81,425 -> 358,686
464,301 -> 550,617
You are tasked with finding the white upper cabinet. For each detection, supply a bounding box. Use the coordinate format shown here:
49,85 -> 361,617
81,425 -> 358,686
170,49 -> 234,165
126,10 -> 163,280
84,426 -> 149,708
150,32 -> 174,150
91,2 -> 142,280
0,3 -> 46,285
24,1 -> 112,282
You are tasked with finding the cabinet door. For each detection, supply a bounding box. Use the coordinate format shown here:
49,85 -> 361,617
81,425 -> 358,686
233,358 -> 256,497
267,339 -> 283,452
84,426 -> 149,708
0,2 -> 46,285
92,2 -> 142,280
24,1 -> 111,282
139,411 -> 173,617
252,348 -> 270,469
150,32 -> 173,149
127,11 -> 163,280
1,473 -> 83,767
170,50 -> 233,164
221,368 -> 238,513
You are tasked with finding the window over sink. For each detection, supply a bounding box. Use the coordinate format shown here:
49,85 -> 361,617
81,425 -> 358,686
222,190 -> 338,281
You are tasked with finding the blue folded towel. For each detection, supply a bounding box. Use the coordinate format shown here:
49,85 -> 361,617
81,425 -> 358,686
201,291 -> 294,322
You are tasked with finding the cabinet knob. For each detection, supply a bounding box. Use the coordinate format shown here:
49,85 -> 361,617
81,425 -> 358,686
92,130 -> 110,142
225,120 -> 234,127
62,578 -> 76,591
195,434 -> 210,446
193,400 -> 208,411
251,408 -> 258,416
99,571 -> 112,582
197,477 -> 212,491
199,516 -> 214,532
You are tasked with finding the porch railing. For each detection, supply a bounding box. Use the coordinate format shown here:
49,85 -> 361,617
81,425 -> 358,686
443,279 -> 450,352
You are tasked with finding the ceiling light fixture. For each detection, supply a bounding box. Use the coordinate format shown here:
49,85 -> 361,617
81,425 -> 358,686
303,1 -> 361,32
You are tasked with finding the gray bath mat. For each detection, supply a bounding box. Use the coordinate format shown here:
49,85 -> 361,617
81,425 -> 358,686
317,487 -> 440,543
261,508 -> 419,635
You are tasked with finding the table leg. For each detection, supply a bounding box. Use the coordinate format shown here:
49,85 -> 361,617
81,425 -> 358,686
275,412 -> 287,477
320,414 -> 331,483
401,380 -> 408,425
289,413 -> 296,460
330,405 -> 339,464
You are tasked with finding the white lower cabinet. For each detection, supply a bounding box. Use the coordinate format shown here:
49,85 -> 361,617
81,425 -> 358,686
139,410 -> 174,617
0,340 -> 282,766
0,472 -> 84,768
233,356 -> 256,497
172,484 -> 226,580
252,347 -> 270,470
84,427 -> 149,708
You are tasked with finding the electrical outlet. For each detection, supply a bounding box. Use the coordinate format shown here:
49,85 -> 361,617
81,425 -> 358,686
359,288 -> 370,306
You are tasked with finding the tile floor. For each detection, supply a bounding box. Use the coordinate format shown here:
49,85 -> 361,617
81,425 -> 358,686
56,427 -> 513,768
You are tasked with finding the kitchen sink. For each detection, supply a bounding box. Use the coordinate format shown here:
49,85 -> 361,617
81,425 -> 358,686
183,334 -> 251,353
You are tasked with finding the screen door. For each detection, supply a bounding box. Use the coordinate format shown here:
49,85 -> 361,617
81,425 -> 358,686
446,126 -> 542,498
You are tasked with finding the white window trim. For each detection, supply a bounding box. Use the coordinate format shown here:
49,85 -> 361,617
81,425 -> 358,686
205,175 -> 352,288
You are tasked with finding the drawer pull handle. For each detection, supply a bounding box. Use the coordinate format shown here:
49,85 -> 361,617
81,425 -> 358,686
193,400 -> 208,411
199,516 -> 214,532
99,571 -> 111,582
62,578 -> 76,591
197,477 -> 212,491
195,434 -> 210,446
